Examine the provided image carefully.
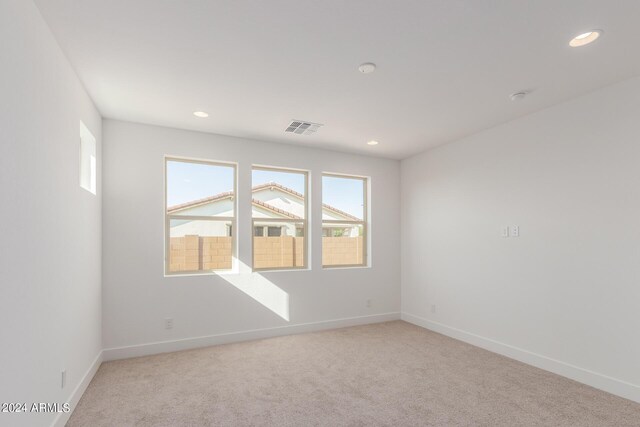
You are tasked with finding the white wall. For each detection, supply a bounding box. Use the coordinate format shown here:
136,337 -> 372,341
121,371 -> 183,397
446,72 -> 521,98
401,76 -> 640,402
0,1 -> 102,426
102,120 -> 400,356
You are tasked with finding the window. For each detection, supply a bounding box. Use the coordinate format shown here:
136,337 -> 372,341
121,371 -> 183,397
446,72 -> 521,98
165,158 -> 236,274
79,121 -> 97,194
252,166 -> 308,270
322,174 -> 367,267
253,225 -> 284,237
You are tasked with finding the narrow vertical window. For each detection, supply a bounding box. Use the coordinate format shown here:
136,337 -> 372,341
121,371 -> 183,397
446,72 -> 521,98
79,121 -> 96,195
165,158 -> 236,275
252,166 -> 308,270
322,174 -> 367,267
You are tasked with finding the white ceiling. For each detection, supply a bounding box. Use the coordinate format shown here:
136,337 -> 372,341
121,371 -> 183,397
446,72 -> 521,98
35,0 -> 640,159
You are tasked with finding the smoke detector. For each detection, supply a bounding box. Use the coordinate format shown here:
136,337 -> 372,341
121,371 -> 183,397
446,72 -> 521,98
510,91 -> 529,101
358,62 -> 377,74
284,120 -> 323,135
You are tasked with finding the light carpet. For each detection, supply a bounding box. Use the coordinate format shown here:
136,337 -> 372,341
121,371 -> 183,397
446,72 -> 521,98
68,321 -> 640,426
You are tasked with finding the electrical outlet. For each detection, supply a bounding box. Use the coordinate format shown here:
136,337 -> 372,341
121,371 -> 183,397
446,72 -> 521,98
511,225 -> 520,237
430,304 -> 436,314
365,299 -> 372,308
164,318 -> 174,330
61,370 -> 66,389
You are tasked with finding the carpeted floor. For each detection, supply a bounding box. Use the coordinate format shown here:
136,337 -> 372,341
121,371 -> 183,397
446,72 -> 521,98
68,321 -> 640,426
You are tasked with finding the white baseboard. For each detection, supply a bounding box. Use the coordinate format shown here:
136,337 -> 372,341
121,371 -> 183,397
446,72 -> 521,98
401,312 -> 640,404
103,312 -> 401,361
52,350 -> 103,427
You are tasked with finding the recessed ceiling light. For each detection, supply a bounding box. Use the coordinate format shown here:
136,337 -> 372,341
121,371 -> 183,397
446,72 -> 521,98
193,111 -> 209,118
367,140 -> 379,146
358,63 -> 377,74
569,30 -> 602,47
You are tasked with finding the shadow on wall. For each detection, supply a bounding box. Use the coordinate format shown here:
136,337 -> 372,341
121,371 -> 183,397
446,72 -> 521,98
218,259 -> 290,322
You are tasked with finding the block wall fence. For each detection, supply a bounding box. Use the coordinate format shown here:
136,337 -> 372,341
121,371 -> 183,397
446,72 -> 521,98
169,236 -> 363,271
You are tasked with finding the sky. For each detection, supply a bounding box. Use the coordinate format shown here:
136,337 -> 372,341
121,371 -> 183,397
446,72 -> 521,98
167,160 -> 364,218
167,160 -> 234,206
253,169 -> 304,193
322,175 -> 364,219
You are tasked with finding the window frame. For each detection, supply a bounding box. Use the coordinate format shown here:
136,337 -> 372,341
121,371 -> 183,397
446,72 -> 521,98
164,156 -> 237,276
321,173 -> 368,269
251,165 -> 309,272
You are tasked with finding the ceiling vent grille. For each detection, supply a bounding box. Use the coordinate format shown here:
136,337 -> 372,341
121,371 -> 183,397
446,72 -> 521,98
284,120 -> 323,135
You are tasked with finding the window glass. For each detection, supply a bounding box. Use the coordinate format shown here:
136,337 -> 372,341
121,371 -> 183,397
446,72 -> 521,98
80,121 -> 97,195
252,169 -> 306,219
322,175 -> 367,267
165,159 -> 235,274
322,175 -> 364,220
167,160 -> 234,216
253,221 -> 305,269
168,219 -> 232,272
252,167 -> 307,270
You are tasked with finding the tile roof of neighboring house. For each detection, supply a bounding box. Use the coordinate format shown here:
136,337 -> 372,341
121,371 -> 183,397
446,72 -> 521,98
251,199 -> 301,220
252,181 -> 305,198
322,203 -> 360,221
167,182 -> 360,221
253,182 -> 361,221
167,191 -> 234,213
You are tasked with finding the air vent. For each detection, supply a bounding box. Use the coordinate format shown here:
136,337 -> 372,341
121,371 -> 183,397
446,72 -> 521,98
284,120 -> 323,135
